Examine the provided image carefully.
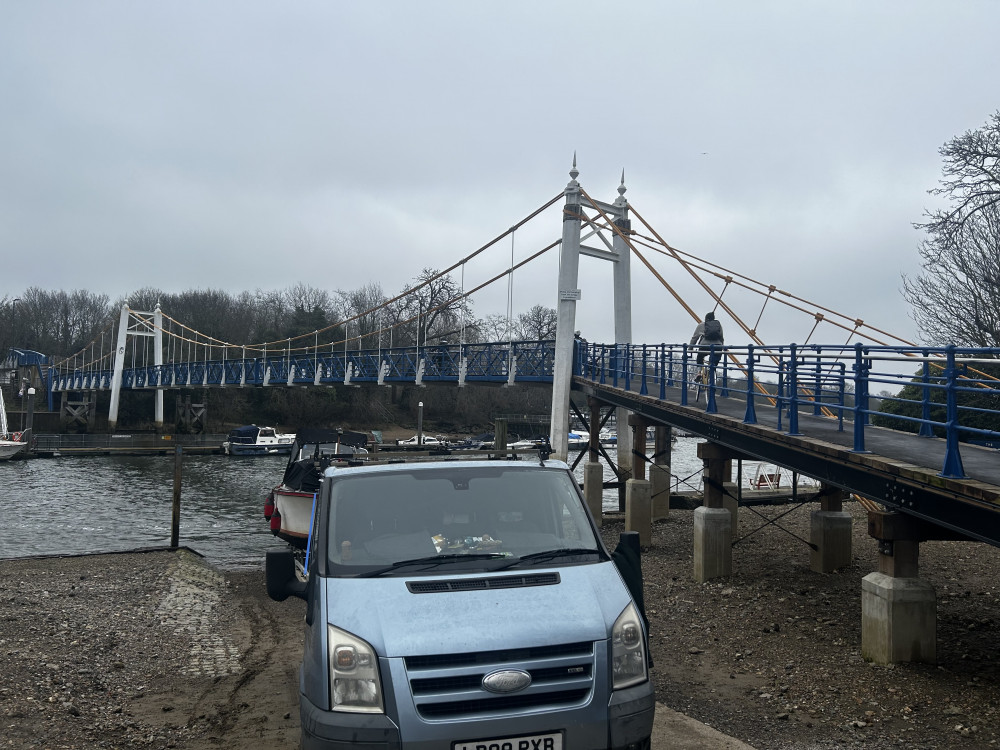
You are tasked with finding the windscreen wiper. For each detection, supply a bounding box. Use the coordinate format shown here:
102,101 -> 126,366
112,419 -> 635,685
356,553 -> 509,578
492,547 -> 599,570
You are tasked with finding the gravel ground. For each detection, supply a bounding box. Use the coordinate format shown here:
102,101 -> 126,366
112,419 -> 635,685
0,548 -> 304,750
2,499 -> 998,749
618,501 -> 1000,749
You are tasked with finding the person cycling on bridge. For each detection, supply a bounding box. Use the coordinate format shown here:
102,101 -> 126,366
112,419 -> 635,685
689,311 -> 725,384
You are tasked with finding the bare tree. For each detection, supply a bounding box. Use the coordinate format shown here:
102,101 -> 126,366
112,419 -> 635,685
905,113 -> 1000,347
336,282 -> 386,349
283,285 -> 335,323
903,205 -> 1000,346
398,269 -> 472,347
515,304 -> 557,340
119,287 -> 165,313
920,111 -> 1000,245
473,313 -> 512,343
17,288 -> 114,357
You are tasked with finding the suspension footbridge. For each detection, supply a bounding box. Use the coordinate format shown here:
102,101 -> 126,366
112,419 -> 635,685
19,160 -> 1000,664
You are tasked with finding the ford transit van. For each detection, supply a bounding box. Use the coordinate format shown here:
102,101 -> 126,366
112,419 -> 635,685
266,457 -> 654,750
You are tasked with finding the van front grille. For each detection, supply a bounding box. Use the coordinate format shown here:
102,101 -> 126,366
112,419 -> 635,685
406,572 -> 559,594
403,641 -> 596,719
418,689 -> 590,718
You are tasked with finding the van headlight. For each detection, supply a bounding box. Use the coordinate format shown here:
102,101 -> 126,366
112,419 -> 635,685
611,602 -> 647,689
328,625 -> 384,713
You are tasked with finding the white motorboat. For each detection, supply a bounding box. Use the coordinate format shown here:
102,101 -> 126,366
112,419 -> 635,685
264,428 -> 370,548
396,434 -> 443,446
0,389 -> 26,460
222,425 -> 295,456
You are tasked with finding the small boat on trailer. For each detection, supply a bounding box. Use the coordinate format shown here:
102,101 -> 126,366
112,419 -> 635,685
264,428 -> 370,548
222,425 -> 295,456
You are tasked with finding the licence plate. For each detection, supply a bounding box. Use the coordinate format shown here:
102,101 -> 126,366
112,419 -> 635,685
454,732 -> 562,750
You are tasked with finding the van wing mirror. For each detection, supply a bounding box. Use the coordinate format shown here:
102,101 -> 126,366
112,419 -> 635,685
266,549 -> 308,601
612,531 -> 652,667
611,531 -> 647,623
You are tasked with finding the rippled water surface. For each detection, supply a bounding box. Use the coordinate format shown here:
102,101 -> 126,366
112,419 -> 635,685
0,438 -> 719,569
0,453 -> 291,569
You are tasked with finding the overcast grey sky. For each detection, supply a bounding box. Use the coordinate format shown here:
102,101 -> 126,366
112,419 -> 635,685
2,1 -> 998,347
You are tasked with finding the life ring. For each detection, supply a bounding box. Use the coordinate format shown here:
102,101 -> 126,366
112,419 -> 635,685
11,432 -> 22,442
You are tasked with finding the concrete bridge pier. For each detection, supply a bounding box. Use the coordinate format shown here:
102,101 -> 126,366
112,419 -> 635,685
809,486 -> 852,573
861,511 -> 936,665
650,425 -> 671,521
624,415 -> 652,548
693,442 -> 733,582
583,397 -> 605,527
583,461 -> 603,528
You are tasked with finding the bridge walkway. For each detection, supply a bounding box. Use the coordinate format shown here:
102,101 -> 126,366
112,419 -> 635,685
574,375 -> 1000,547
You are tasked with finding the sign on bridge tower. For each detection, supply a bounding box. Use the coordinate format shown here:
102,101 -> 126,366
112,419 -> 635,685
549,159 -> 633,462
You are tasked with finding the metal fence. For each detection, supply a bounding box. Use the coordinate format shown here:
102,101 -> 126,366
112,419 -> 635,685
576,341 -> 1000,479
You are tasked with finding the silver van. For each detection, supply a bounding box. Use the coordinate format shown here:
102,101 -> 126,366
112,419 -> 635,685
266,457 -> 654,750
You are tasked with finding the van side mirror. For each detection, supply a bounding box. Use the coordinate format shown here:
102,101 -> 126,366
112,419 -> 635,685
612,531 -> 646,621
266,549 -> 307,601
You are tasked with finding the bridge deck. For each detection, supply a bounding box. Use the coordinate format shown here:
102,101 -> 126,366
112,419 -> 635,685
574,376 -> 1000,547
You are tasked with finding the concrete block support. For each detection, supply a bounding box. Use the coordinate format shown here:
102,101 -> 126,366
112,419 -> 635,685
625,479 -> 652,548
861,572 -> 937,665
722,481 -> 739,529
693,506 -> 732,582
583,461 -> 604,528
810,510 -> 853,572
650,425 -> 671,521
650,463 -> 671,520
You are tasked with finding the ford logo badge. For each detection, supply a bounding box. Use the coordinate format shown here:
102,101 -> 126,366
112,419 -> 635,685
482,669 -> 532,694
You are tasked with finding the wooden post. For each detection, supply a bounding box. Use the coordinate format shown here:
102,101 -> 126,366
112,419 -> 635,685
171,445 -> 182,547
495,418 -> 508,452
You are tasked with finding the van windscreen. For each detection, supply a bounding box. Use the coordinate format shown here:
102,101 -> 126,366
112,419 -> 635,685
325,466 -> 599,572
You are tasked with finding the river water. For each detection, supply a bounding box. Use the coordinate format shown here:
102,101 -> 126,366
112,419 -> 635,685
0,438 -> 719,569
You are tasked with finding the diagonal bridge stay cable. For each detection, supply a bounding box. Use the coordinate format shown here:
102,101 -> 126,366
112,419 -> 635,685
72,193 -> 568,363
577,188 -> 791,408
578,189 -> 1000,407
625,205 -> 1000,388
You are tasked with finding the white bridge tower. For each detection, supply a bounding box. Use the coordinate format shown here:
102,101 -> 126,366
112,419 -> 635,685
108,303 -> 164,432
549,159 -> 632,463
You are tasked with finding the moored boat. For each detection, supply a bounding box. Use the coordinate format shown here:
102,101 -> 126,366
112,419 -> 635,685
222,425 -> 295,456
264,428 -> 370,548
0,389 -> 27,461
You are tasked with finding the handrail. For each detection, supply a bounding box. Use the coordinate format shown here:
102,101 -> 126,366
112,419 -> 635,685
44,336 -> 1000,481
576,341 -> 1000,480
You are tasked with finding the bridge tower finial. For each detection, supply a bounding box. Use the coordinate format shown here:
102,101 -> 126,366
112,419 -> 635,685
568,153 -> 579,187
616,169 -> 627,206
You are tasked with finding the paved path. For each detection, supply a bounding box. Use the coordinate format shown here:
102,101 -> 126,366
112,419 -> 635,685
653,704 -> 756,749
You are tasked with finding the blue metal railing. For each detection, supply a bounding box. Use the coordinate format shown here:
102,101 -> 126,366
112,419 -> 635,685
576,341 -> 1000,480
49,340 -> 557,393
47,336 -> 1000,480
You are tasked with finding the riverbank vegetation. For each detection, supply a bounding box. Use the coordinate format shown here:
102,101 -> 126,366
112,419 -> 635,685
0,270 -> 556,365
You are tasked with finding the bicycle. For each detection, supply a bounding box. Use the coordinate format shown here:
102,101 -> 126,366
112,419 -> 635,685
693,364 -> 714,403
692,350 -> 722,403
